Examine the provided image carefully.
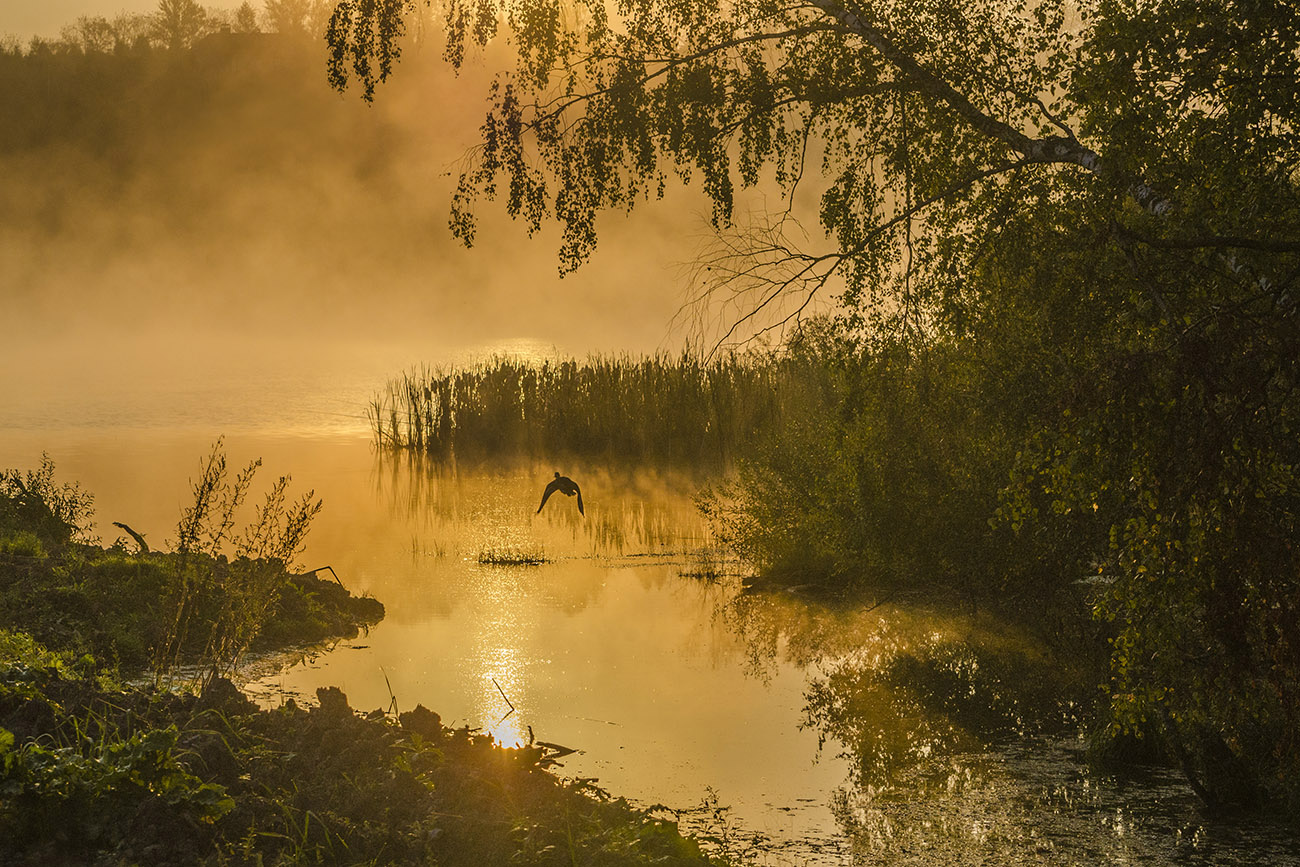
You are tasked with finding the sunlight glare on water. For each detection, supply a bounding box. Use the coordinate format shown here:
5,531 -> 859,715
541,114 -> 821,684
188,444 -> 854,862
472,565 -> 533,750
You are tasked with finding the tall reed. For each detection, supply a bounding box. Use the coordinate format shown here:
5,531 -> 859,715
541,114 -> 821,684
368,352 -> 797,466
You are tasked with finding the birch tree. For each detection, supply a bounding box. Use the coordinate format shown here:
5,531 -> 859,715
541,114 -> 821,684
327,0 -> 1300,808
326,0 -> 1296,331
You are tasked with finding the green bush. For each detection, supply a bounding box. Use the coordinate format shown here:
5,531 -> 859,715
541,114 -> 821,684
0,531 -> 45,559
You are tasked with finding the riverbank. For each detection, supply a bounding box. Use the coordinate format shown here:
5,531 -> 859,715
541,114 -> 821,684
0,456 -> 725,866
0,633 -> 718,866
0,546 -> 386,674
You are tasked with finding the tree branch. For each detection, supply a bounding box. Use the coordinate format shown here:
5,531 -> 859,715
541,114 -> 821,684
531,24 -> 837,122
1114,225 -> 1300,254
806,0 -> 1178,215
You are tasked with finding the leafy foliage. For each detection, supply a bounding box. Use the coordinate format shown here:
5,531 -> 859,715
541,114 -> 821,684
702,319 -> 1021,599
0,722 -> 234,855
0,454 -> 95,549
330,0 -> 1300,811
0,649 -> 724,866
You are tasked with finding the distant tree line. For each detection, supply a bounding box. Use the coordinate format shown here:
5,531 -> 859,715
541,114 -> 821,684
0,1 -> 340,57
0,1 -> 414,215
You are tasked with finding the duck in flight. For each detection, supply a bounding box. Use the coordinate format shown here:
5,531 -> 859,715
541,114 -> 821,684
537,472 -> 584,516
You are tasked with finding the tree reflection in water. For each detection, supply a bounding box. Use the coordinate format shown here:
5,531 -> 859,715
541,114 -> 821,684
715,592 -> 1300,864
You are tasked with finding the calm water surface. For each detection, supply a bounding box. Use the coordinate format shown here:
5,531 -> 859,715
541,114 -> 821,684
2,354 -> 1297,865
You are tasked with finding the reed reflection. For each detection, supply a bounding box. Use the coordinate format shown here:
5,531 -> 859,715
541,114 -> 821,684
370,450 -> 716,560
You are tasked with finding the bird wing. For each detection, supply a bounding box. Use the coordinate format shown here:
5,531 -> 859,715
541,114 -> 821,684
575,484 -> 584,516
537,479 -> 560,513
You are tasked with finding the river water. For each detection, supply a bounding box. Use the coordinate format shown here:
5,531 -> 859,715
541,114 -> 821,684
2,347 -> 1297,865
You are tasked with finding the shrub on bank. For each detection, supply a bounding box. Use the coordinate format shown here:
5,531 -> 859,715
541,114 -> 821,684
0,447 -> 382,678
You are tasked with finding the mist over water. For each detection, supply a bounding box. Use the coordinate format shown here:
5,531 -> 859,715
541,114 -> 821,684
0,33 -> 721,436
11,16 -> 1298,867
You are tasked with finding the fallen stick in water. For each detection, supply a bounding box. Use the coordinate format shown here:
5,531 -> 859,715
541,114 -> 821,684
493,677 -> 515,723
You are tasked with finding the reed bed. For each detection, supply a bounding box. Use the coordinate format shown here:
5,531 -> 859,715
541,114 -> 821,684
369,352 -> 793,465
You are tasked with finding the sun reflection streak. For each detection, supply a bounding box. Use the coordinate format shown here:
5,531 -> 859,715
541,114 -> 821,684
485,705 -> 529,748
483,655 -> 529,748
466,561 -> 536,749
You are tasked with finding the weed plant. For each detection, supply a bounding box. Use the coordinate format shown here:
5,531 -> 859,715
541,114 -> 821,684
153,440 -> 325,690
0,448 -> 380,684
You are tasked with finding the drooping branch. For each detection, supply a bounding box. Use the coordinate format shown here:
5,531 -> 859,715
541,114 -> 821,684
531,23 -> 837,122
806,0 -> 1177,215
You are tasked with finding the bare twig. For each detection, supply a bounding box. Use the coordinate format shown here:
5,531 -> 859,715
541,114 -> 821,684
492,677 -> 516,724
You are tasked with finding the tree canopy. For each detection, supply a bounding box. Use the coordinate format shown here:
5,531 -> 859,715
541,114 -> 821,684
328,0 -> 1297,333
328,0 -> 1300,811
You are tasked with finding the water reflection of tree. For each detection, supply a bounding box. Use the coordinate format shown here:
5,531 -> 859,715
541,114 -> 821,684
713,591 -> 867,684
829,736 -> 1300,866
816,621 -> 1086,779
716,589 -> 1099,856
717,593 -> 1086,773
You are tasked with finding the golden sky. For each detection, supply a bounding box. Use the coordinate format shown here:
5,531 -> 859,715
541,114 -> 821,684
4,1 -> 176,40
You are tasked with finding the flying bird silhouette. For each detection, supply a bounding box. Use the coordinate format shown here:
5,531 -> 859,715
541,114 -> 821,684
537,472 -> 584,516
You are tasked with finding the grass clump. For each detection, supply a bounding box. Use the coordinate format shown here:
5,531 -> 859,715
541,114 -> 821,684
476,545 -> 550,566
